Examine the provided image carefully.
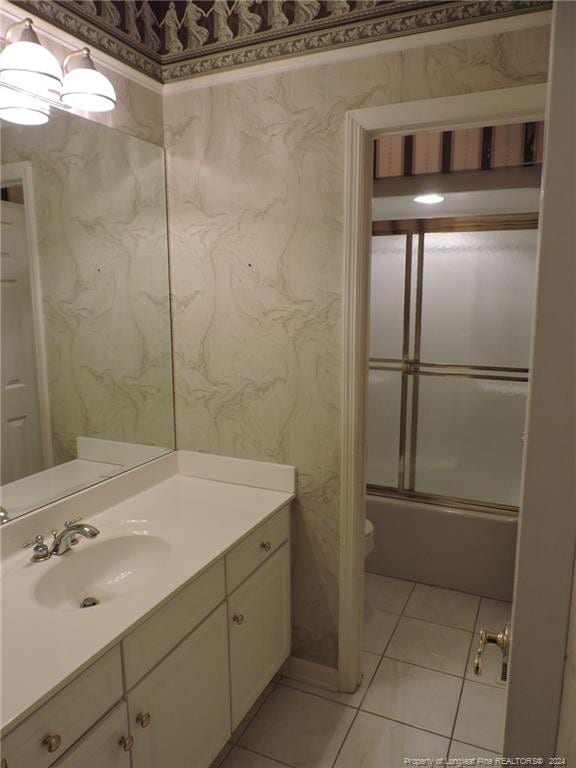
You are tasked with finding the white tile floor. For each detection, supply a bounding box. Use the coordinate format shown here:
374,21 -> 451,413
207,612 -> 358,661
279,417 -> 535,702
216,575 -> 512,768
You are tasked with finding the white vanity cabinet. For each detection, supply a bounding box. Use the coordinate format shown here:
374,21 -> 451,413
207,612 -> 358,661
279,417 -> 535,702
0,647 -> 123,768
51,704 -> 131,768
1,504 -> 292,768
127,603 -> 230,768
228,543 -> 291,729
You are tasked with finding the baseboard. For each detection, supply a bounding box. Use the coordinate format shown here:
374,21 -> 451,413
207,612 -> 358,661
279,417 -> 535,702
281,656 -> 339,692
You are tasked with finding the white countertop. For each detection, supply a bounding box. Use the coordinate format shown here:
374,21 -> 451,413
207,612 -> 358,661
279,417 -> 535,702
1,462 -> 294,735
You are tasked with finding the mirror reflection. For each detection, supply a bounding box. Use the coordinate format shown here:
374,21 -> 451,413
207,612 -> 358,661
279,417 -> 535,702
1,108 -> 174,522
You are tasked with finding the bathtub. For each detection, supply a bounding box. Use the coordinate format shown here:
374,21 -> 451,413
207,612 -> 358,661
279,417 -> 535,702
365,494 -> 517,601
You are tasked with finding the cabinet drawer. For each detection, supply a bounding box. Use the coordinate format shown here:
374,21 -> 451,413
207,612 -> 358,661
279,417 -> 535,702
51,703 -> 130,768
123,559 -> 225,689
1,646 -> 122,768
226,506 -> 290,593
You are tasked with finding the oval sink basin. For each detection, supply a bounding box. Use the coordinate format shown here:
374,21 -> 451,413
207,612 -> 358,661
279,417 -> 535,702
34,535 -> 172,611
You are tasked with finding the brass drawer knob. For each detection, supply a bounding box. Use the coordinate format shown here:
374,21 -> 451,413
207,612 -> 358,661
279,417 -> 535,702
119,735 -> 134,752
232,613 -> 244,625
136,712 -> 151,728
42,734 -> 62,753
260,541 -> 272,552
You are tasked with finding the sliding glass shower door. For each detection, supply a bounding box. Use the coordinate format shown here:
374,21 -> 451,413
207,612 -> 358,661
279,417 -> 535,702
367,221 -> 538,512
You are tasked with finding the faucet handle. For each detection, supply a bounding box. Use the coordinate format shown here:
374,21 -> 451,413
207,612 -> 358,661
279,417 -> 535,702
23,535 -> 51,562
22,534 -> 46,549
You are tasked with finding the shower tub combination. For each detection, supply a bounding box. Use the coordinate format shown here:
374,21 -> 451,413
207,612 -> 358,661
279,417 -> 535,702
365,225 -> 538,603
365,494 -> 517,601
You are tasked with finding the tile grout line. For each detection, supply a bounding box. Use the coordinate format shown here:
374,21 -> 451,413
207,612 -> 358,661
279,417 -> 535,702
357,706 -> 460,741
279,646 -> 500,717
401,580 -> 418,616
275,679 -> 361,712
328,707 -> 464,768
448,596 -> 483,753
231,680 -> 280,744
349,579 -> 416,722
449,737 -> 502,753
380,653 -> 468,680
229,579 -> 507,767
232,743 -> 295,767
355,577 -> 417,707
356,608 -> 403,710
366,571 -> 513,605
329,708 -> 361,768
366,578 -> 500,756
369,604 -> 479,633
262,580 -> 503,768
367,583 -> 504,686
402,612 -> 478,633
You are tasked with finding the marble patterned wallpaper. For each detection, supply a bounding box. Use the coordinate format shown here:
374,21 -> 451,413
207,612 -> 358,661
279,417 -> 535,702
95,66 -> 163,146
2,111 -> 174,464
164,25 -> 550,668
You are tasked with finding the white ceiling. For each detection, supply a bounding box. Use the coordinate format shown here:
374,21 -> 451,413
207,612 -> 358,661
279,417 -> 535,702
372,188 -> 541,221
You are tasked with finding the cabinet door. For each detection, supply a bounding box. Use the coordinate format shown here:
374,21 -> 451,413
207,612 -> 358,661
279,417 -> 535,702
228,543 -> 291,729
52,704 -> 131,768
1,647 -> 122,768
128,602 -> 230,768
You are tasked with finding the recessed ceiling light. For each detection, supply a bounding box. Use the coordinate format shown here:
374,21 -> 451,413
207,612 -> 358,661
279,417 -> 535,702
414,193 -> 445,205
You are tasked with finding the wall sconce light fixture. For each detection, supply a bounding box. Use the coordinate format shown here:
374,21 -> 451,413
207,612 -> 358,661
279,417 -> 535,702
0,17 -> 116,125
61,48 -> 116,113
0,86 -> 50,125
0,17 -> 62,96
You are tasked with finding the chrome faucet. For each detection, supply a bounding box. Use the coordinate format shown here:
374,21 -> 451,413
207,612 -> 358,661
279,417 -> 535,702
0,505 -> 9,525
50,520 -> 100,556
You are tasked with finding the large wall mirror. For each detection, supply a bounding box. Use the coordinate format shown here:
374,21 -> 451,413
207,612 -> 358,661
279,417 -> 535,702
0,109 -> 174,523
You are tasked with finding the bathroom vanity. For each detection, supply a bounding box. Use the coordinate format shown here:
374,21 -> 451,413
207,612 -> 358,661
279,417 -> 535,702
0,452 -> 295,768
0,106 -> 296,768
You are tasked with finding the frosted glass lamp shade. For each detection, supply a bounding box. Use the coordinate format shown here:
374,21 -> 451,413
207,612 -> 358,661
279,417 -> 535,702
0,40 -> 63,97
0,86 -> 50,125
61,68 -> 116,112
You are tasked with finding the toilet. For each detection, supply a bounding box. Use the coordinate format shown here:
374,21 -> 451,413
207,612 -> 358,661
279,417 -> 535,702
364,519 -> 374,558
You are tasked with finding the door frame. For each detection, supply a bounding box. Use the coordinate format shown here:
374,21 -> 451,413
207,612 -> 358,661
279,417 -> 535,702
1,161 -> 53,469
338,82 -> 548,718
506,3 -> 576,757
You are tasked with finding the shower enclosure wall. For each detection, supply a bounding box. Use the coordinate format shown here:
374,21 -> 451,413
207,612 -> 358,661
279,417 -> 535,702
366,218 -> 538,599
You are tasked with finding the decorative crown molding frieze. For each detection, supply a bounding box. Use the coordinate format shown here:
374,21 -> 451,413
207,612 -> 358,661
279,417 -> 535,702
10,1 -> 552,84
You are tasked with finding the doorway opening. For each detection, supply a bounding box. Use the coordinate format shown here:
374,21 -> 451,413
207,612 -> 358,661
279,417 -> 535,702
362,120 -> 542,750
337,83 -> 570,758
